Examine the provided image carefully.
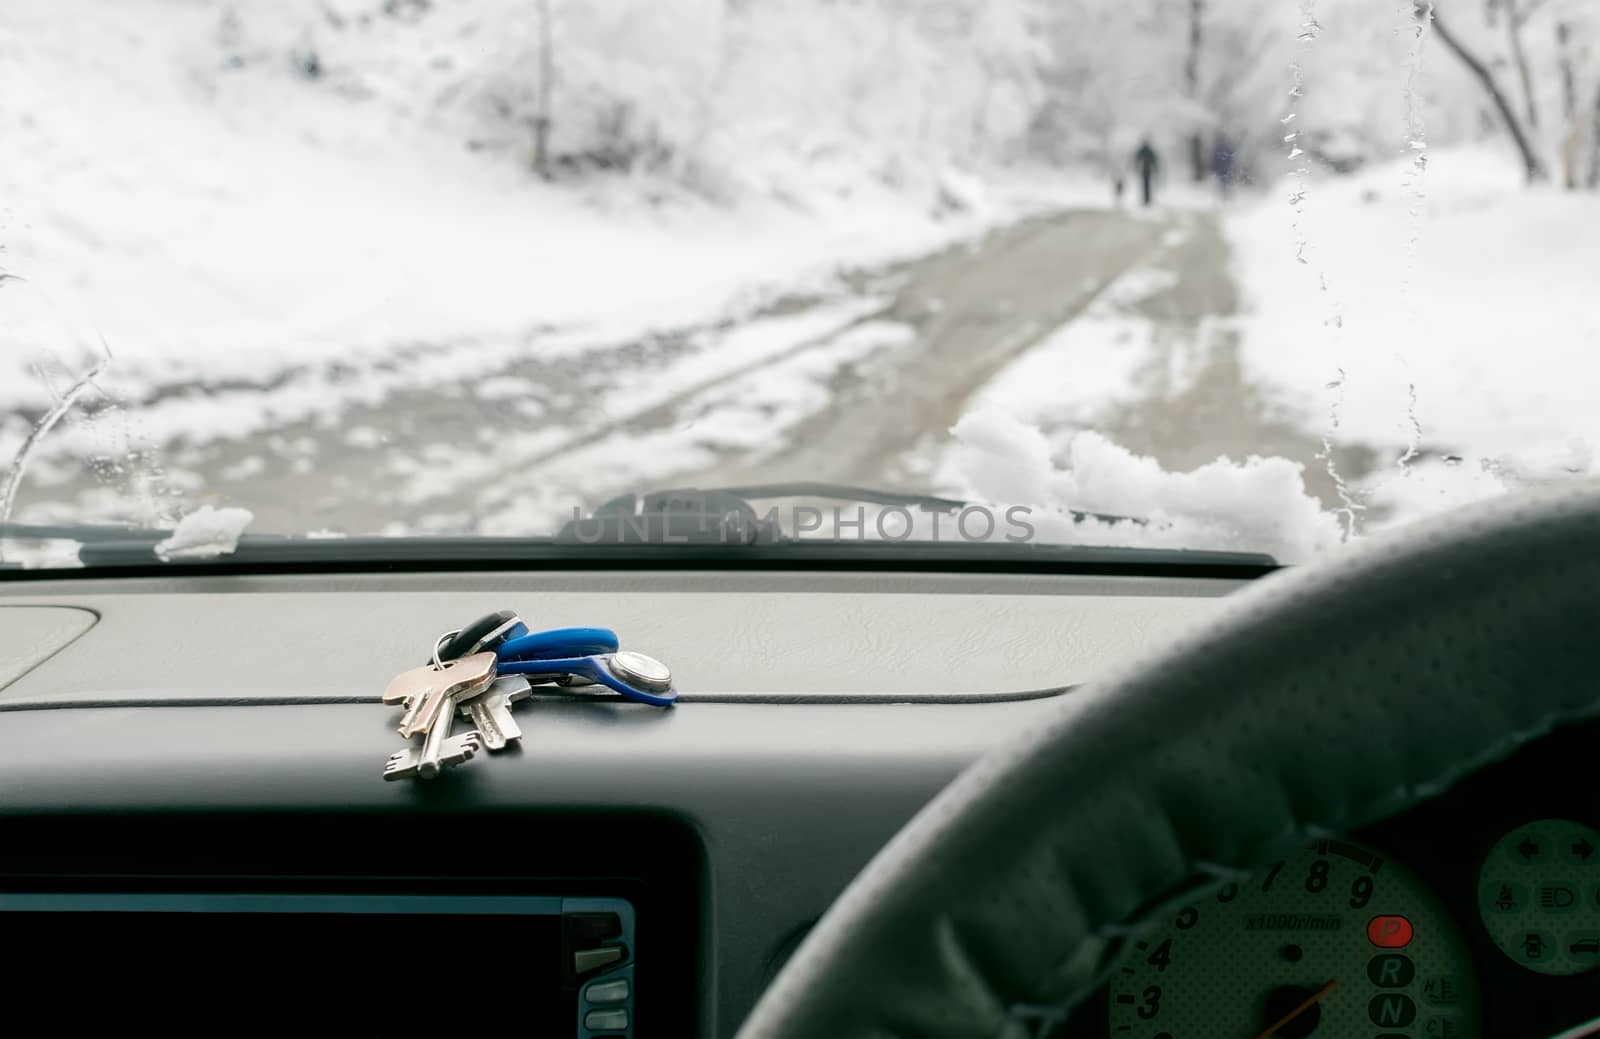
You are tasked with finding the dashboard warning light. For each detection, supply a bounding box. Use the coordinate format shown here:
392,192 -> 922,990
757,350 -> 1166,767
1368,915 -> 1414,948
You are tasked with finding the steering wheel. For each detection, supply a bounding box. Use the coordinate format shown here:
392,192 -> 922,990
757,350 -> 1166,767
736,483 -> 1600,1038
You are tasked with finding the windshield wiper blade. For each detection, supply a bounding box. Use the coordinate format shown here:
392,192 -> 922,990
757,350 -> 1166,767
558,487 -> 785,545
683,482 -> 971,510
0,520 -> 169,543
559,482 -> 967,545
0,520 -> 168,569
555,480 -> 1137,545
675,481 -> 1136,524
0,520 -> 380,567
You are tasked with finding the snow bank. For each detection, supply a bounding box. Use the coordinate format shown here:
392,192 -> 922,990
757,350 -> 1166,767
1228,144 -> 1600,529
948,408 -> 1341,562
154,505 -> 255,561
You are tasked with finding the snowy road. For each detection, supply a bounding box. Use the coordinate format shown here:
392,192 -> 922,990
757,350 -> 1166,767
15,207 -> 1377,537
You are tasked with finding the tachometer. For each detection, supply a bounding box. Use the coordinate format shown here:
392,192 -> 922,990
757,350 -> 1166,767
1106,839 -> 1477,1038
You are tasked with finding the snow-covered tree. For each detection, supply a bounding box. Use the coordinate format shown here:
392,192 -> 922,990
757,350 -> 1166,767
187,0 -> 1600,196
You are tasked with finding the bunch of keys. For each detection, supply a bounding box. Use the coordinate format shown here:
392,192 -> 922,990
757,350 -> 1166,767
380,610 -> 676,782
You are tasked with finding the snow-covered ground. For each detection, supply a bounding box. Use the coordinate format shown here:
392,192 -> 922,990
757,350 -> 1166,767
0,0 -> 1092,416
1228,143 -> 1600,528
924,215 -> 1347,563
928,144 -> 1600,561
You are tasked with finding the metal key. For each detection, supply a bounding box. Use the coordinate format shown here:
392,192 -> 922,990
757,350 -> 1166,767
458,675 -> 534,751
418,692 -> 468,778
401,666 -> 494,740
387,652 -> 497,739
383,650 -> 497,709
382,727 -> 483,781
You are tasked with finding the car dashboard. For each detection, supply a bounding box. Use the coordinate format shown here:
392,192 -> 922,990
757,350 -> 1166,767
0,566 -> 1594,1038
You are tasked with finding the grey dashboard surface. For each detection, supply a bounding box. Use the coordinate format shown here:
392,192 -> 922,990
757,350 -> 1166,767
0,567 -> 1250,1036
0,605 -> 96,689
0,571 -> 1237,706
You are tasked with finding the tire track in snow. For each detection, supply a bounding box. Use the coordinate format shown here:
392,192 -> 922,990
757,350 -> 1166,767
675,209 -> 1175,493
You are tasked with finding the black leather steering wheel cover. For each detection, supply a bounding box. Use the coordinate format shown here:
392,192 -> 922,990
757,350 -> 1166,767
736,483 -> 1600,1039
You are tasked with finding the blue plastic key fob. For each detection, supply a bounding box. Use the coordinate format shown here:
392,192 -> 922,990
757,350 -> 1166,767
497,626 -> 620,662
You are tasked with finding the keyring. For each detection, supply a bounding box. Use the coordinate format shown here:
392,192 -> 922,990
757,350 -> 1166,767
430,630 -> 456,672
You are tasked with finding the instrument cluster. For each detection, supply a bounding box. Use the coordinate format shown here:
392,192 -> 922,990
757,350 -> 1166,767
1065,720 -> 1600,1038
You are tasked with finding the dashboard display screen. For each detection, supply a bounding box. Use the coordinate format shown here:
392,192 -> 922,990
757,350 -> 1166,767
0,893 -> 627,1038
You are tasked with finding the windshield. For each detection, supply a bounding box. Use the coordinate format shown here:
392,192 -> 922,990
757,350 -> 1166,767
4,0 -> 1598,568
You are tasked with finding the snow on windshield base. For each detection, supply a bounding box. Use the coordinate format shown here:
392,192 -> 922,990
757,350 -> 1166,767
154,506 -> 256,562
948,408 -> 1341,563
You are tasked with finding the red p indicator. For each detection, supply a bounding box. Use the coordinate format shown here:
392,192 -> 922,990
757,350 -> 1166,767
1367,915 -> 1414,949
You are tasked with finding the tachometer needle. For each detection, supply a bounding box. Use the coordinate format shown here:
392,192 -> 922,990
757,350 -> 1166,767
1251,978 -> 1338,1039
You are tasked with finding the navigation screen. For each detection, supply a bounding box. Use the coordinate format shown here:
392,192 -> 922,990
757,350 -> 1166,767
1,894 -> 587,1037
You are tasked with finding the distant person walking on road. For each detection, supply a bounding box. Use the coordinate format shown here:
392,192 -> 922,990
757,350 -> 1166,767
1213,132 -> 1237,199
1133,137 -> 1160,207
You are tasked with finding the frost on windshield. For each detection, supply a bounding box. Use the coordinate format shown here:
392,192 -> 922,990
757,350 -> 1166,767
3,0 -> 1599,562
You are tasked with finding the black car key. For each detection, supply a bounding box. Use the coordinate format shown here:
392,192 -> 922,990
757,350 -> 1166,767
430,610 -> 527,664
